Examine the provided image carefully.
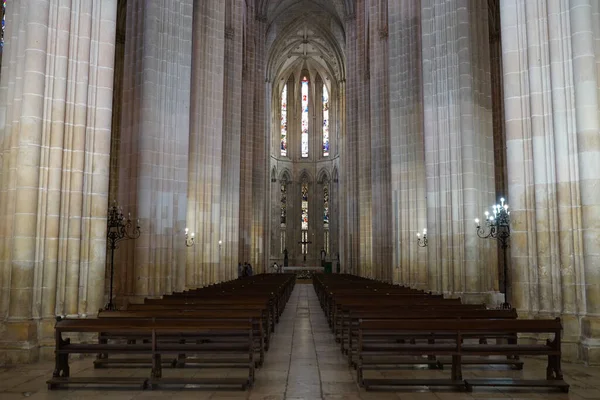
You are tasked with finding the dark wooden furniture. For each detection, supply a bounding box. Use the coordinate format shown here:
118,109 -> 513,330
343,308 -> 520,368
357,318 -> 569,392
95,309 -> 265,367
47,317 -> 255,390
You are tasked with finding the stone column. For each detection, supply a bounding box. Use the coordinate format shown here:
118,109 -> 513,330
355,0 -> 374,277
117,0 -> 192,301
239,7 -> 268,273
219,0 -> 244,282
0,0 -> 117,363
239,7 -> 256,265
342,14 -> 360,275
369,0 -> 393,281
187,0 -> 225,287
572,0 -> 600,364
389,0 -> 427,289
500,0 -> 600,362
421,0 -> 497,299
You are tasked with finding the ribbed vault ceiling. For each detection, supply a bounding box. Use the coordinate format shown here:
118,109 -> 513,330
264,0 -> 349,83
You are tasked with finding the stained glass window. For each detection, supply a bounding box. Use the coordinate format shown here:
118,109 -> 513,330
301,77 -> 309,158
302,230 -> 308,255
1,0 -> 6,50
323,185 -> 329,225
280,85 -> 287,156
280,182 -> 287,225
323,85 -> 330,157
301,182 -> 309,230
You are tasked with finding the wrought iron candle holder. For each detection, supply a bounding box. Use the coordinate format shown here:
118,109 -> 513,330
105,201 -> 141,311
475,197 -> 511,309
416,228 -> 428,247
185,227 -> 195,247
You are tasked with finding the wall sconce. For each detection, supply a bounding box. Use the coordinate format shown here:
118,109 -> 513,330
185,227 -> 195,247
416,228 -> 428,247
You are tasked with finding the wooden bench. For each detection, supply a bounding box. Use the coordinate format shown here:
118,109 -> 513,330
126,302 -> 273,348
357,318 -> 569,392
47,317 -> 255,390
344,308 -> 520,368
95,309 -> 265,367
333,303 -> 486,340
327,295 -> 463,328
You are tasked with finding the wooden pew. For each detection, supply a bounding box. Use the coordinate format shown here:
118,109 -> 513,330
142,297 -> 276,335
357,318 -> 569,392
344,308 -> 520,368
47,317 -> 255,390
95,309 -> 265,367
327,295 -> 463,328
334,303 -> 486,342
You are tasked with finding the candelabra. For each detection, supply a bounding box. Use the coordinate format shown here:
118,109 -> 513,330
416,228 -> 428,247
475,197 -> 511,309
185,228 -> 195,247
105,201 -> 141,310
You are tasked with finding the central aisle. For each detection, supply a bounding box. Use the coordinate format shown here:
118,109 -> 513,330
251,284 -> 365,399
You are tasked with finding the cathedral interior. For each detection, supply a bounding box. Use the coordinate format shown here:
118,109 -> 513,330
1,0 -> 600,389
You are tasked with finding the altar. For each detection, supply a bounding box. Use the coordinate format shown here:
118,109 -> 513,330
283,266 -> 324,280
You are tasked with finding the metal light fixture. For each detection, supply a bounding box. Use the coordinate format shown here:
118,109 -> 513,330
105,201 -> 141,311
475,197 -> 511,309
185,227 -> 195,247
416,228 -> 428,247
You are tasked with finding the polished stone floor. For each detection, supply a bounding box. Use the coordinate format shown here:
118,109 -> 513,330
1,284 -> 600,399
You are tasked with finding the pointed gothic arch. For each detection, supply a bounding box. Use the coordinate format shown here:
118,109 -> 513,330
279,169 -> 291,184
271,165 -> 278,182
316,168 -> 330,184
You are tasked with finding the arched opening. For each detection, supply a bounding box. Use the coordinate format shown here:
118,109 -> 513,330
266,0 -> 346,269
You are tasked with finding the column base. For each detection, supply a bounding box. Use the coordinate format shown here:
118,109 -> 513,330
444,291 -> 504,306
0,320 -> 39,365
581,316 -> 600,365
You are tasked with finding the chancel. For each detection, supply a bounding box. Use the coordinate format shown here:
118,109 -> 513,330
0,0 -> 600,397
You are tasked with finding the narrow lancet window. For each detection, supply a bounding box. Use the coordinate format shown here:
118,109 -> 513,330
301,77 -> 309,158
301,181 -> 309,254
324,184 -> 329,254
323,85 -> 330,156
301,182 -> 309,231
280,84 -> 288,156
323,185 -> 329,226
1,0 -> 6,50
280,181 -> 287,226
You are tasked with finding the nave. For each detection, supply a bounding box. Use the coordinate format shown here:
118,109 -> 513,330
0,284 -> 599,400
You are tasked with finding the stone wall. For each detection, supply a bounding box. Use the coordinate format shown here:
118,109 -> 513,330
501,0 -> 600,364
0,0 -> 118,363
116,0 -> 193,303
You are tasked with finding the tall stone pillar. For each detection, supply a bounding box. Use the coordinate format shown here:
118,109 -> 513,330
571,0 -> 600,364
389,0 -> 427,289
117,0 -> 193,302
0,0 -> 117,363
369,0 -> 393,281
219,0 -> 244,281
239,5 -> 268,273
500,0 -> 600,362
252,16 -> 269,274
356,0 -> 374,277
421,0 -> 497,299
342,14 -> 360,275
187,0 -> 226,286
